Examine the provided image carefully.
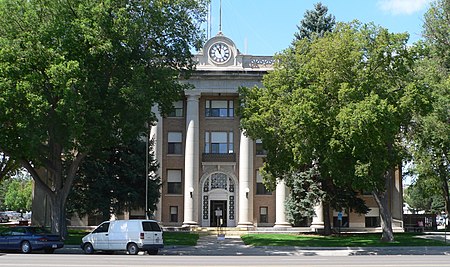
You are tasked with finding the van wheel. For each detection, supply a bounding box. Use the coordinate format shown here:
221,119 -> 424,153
127,243 -> 139,255
147,249 -> 158,255
83,243 -> 94,254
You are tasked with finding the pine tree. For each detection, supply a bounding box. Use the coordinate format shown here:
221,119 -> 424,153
294,2 -> 335,41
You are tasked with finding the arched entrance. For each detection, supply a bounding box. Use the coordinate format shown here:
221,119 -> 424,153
200,172 -> 237,227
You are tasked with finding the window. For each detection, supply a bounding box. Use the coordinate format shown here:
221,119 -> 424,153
170,206 -> 178,222
204,132 -> 233,154
365,217 -> 380,227
93,222 -> 110,233
255,139 -> 267,155
143,221 -> 162,231
365,208 -> 380,227
333,212 -> 349,228
168,101 -> 183,117
167,170 -> 182,194
168,132 -> 182,154
260,207 -> 268,223
256,171 -> 271,195
205,100 -> 234,117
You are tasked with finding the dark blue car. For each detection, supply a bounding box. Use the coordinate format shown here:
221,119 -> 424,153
0,226 -> 64,253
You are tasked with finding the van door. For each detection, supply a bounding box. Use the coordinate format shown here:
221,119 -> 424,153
141,221 -> 163,247
90,222 -> 110,250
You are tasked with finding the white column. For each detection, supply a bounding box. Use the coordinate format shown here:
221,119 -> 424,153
274,179 -> 292,228
182,92 -> 200,227
150,105 -> 163,222
310,201 -> 324,231
237,131 -> 254,228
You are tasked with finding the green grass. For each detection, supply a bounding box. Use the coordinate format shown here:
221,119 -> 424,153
163,231 -> 199,246
65,229 -> 89,245
241,233 -> 449,247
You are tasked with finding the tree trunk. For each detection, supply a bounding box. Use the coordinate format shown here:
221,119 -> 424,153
372,169 -> 395,242
49,192 -> 68,239
322,200 -> 332,236
22,151 -> 86,239
440,163 -> 450,216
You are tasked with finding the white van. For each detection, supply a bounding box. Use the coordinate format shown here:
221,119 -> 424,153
81,220 -> 164,255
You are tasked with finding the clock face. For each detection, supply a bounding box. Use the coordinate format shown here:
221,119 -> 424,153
209,42 -> 231,63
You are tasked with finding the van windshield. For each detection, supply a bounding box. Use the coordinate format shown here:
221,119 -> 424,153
142,221 -> 161,232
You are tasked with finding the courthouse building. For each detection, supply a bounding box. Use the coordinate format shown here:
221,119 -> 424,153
150,32 -> 404,230
32,32 -> 403,231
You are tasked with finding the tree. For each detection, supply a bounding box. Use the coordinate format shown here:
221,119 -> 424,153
407,0 -> 450,215
294,2 -> 335,41
423,0 -> 450,70
0,0 -> 207,237
240,22 -> 423,241
67,138 -> 160,221
404,181 -> 444,213
2,171 -> 32,212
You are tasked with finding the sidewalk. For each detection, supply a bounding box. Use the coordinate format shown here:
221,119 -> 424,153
60,233 -> 450,256
159,234 -> 450,256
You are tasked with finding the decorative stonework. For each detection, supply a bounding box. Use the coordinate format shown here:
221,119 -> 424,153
247,57 -> 275,69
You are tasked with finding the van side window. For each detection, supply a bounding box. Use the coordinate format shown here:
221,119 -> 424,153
142,221 -> 161,232
93,222 -> 110,233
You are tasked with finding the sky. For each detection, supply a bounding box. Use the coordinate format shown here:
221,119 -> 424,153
206,0 -> 434,55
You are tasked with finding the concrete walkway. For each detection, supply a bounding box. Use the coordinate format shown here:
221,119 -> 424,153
159,234 -> 450,256
59,232 -> 450,256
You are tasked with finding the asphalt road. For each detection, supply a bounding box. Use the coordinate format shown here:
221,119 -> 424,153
1,254 -> 450,267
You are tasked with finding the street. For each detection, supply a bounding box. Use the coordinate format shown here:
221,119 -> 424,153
1,254 -> 450,267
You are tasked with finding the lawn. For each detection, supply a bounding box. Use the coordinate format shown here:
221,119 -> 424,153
241,233 -> 449,247
163,231 -> 199,246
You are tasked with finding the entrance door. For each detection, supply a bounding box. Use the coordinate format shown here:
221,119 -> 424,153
210,200 -> 227,227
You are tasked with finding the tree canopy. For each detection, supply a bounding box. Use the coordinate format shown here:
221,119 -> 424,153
0,0 -> 207,236
240,21 -> 424,241
406,0 -> 449,215
0,171 -> 32,212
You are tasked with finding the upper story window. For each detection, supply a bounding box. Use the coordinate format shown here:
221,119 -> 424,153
167,101 -> 183,117
256,139 -> 267,156
168,132 -> 182,154
204,131 -> 233,154
205,100 -> 234,118
256,171 -> 272,195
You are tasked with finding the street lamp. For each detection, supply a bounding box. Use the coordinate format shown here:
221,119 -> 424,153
145,125 -> 149,220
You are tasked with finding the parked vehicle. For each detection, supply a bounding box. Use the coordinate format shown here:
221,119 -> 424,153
81,220 -> 164,255
0,226 -> 64,253
0,212 -> 9,223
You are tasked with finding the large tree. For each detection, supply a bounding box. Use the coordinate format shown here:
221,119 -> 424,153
67,138 -> 160,222
407,0 -> 450,215
240,22 -> 424,241
0,0 -> 207,237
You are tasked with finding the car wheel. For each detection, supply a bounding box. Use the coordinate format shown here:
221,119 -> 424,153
127,243 -> 139,255
44,248 -> 55,254
83,243 -> 94,254
21,241 -> 32,254
147,249 -> 158,255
